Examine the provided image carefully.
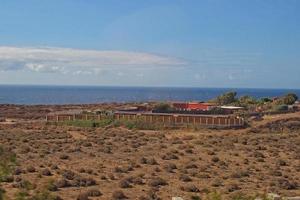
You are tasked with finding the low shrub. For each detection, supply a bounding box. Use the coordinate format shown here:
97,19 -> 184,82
148,177 -> 168,187
112,190 -> 127,200
29,190 -> 60,200
0,145 -> 17,182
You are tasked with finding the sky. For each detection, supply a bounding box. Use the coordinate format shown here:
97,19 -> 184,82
0,0 -> 299,88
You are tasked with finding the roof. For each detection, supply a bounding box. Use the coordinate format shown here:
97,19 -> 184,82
172,102 -> 216,106
220,106 -> 244,110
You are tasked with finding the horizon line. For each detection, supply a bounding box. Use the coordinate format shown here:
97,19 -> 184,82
0,83 -> 299,91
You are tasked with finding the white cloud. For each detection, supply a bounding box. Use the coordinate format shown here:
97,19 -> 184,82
0,46 -> 187,74
25,63 -> 66,73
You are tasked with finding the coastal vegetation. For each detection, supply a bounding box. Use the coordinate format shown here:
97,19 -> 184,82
210,91 -> 298,113
211,91 -> 297,105
153,91 -> 298,114
0,146 -> 17,200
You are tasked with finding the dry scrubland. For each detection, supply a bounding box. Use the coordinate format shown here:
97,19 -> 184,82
0,106 -> 300,200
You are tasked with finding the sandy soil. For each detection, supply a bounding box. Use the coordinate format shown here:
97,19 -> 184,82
0,105 -> 299,200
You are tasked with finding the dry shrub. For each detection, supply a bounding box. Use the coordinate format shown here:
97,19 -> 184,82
161,153 -> 179,160
119,179 -> 132,188
77,193 -> 90,200
55,179 -> 71,188
164,163 -> 177,173
41,168 -> 52,176
181,184 -> 200,192
112,190 -> 128,200
179,174 -> 192,182
59,154 -> 69,160
86,188 -> 102,197
62,170 -> 76,180
148,177 -> 168,187
26,166 -> 36,173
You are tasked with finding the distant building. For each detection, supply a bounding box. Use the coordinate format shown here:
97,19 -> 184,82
290,101 -> 300,111
220,106 -> 244,110
172,102 -> 216,111
220,106 -> 244,114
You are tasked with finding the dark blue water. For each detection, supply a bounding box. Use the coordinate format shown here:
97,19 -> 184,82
0,85 -> 299,105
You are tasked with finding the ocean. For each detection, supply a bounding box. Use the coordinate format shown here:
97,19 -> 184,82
0,85 -> 299,105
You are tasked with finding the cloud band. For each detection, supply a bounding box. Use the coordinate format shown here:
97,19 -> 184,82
0,46 -> 187,74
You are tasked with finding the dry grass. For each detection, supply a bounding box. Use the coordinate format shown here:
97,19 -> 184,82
0,107 -> 299,199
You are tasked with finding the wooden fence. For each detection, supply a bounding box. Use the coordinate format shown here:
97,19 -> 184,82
46,111 -> 245,128
46,114 -> 109,122
114,111 -> 244,128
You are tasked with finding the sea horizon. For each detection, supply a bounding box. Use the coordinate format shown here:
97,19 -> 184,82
1,83 -> 300,90
0,84 -> 299,105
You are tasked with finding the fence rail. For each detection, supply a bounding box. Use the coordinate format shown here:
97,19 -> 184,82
46,112 -> 245,128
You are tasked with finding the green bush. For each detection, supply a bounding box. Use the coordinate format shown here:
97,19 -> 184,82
29,190 -> 58,200
57,118 -> 114,128
20,180 -> 35,191
0,146 -> 17,200
0,188 -> 5,200
0,146 -> 17,182
117,119 -> 164,130
207,192 -> 222,200
191,195 -> 201,200
231,193 -> 256,200
52,117 -> 165,130
212,91 -> 238,105
239,95 -> 258,106
153,103 -> 173,112
15,191 -> 29,200
272,104 -> 288,112
282,93 -> 298,105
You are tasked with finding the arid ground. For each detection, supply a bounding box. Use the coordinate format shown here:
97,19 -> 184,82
0,105 -> 299,200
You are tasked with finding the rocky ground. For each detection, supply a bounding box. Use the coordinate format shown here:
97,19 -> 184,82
0,105 -> 299,200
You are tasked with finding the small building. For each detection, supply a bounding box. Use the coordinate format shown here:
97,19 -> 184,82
172,102 -> 216,111
289,103 -> 299,111
220,106 -> 244,114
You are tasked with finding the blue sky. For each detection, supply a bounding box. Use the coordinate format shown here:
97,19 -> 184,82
0,0 -> 299,88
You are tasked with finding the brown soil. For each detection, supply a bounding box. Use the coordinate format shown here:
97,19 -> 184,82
0,105 -> 299,200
